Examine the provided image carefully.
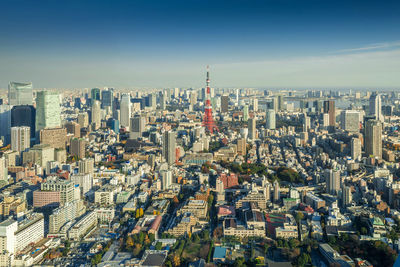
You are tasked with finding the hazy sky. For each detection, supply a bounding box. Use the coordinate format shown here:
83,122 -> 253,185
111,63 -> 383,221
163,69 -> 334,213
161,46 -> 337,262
0,0 -> 400,89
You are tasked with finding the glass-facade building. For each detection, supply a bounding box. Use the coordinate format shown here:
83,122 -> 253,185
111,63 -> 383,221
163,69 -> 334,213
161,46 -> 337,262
8,82 -> 33,106
35,91 -> 61,134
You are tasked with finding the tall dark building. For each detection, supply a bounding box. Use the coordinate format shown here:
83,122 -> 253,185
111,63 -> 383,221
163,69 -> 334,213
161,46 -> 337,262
323,100 -> 336,126
91,88 -> 101,105
11,105 -> 36,138
221,95 -> 229,113
101,89 -> 113,109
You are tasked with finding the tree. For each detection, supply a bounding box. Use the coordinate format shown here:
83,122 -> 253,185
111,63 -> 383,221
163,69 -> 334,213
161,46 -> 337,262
155,242 -> 163,250
295,212 -> 304,223
126,235 -> 134,247
173,255 -> 180,266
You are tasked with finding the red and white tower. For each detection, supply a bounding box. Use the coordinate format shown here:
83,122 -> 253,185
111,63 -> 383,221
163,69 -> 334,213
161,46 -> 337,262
203,66 -> 218,134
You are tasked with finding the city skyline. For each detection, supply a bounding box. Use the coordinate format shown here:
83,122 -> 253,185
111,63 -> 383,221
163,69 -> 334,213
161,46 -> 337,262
1,0 -> 400,89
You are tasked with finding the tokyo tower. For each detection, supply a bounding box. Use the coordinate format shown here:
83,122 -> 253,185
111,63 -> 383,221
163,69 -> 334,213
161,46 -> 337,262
203,66 -> 219,134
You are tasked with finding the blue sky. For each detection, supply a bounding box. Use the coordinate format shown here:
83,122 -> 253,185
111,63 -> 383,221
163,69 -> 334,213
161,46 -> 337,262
0,0 -> 399,89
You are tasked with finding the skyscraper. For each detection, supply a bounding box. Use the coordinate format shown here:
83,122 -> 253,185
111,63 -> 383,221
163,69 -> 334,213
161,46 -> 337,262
162,131 -> 176,165
0,105 -> 12,145
351,138 -> 362,160
0,156 -> 7,181
365,119 -> 382,159
252,98 -> 258,112
323,100 -> 336,127
220,95 -> 229,113
35,91 -> 61,134
369,92 -> 383,122
11,105 -> 36,138
340,110 -> 360,132
130,116 -> 146,139
266,109 -> 276,130
273,180 -> 280,203
243,105 -> 249,121
160,170 -> 173,190
120,94 -> 131,130
91,88 -> 101,104
342,186 -> 352,207
248,117 -> 256,140
11,126 -> 30,152
91,100 -> 101,130
325,169 -> 340,195
101,89 -> 113,109
70,138 -> 86,159
8,82 -> 33,106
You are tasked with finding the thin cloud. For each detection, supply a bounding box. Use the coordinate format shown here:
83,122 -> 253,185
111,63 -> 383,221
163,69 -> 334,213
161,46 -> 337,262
335,41 -> 400,53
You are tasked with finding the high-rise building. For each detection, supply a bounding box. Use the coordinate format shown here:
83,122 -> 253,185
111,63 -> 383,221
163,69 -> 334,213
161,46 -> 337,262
11,126 -> 30,152
120,94 -> 131,130
369,92 -> 383,122
237,138 -> 247,156
65,121 -> 81,138
248,117 -> 256,140
340,110 -> 360,132
303,113 -> 310,132
91,88 -> 101,104
243,105 -> 249,121
91,100 -> 101,130
77,112 -> 89,128
273,180 -> 280,203
70,138 -> 86,159
130,116 -> 146,139
325,169 -> 340,195
365,119 -> 382,159
162,131 -> 176,165
277,95 -> 284,111
11,105 -> 35,138
40,127 -> 67,149
71,173 -> 93,196
101,89 -> 113,109
323,100 -> 336,127
41,179 -> 75,204
265,109 -> 276,130
160,92 -> 167,110
0,105 -> 12,145
35,91 -> 61,134
351,138 -> 362,160
79,158 -> 94,174
252,98 -> 258,112
220,95 -> 229,113
8,82 -> 33,106
160,170 -> 172,190
0,156 -> 7,181
342,186 -> 352,207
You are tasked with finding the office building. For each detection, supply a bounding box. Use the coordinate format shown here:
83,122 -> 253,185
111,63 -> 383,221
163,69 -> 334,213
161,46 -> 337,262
71,173 -> 93,196
266,109 -> 276,130
342,186 -> 352,207
160,170 -> 172,190
120,94 -> 131,130
70,138 -> 86,159
325,169 -> 341,195
243,105 -> 249,121
273,180 -> 280,203
221,95 -> 229,113
91,100 -> 101,130
0,219 -> 18,266
23,144 -> 54,168
0,157 -> 7,181
91,88 -> 101,104
340,110 -> 360,132
162,131 -> 176,165
369,92 -> 383,122
11,105 -> 35,138
252,98 -> 258,112
8,82 -> 33,106
101,89 -> 113,109
79,158 -> 94,174
77,112 -> 89,128
65,121 -> 81,138
0,105 -> 11,145
130,115 -> 146,139
40,127 -> 67,149
237,138 -> 247,156
41,179 -> 75,204
35,91 -> 61,134
248,117 -> 256,140
11,126 -> 30,152
365,119 -> 382,159
351,138 -> 362,160
323,100 -> 336,126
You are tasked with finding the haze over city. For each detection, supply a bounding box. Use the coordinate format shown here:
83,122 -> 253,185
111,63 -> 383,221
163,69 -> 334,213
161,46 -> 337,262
1,0 -> 400,88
